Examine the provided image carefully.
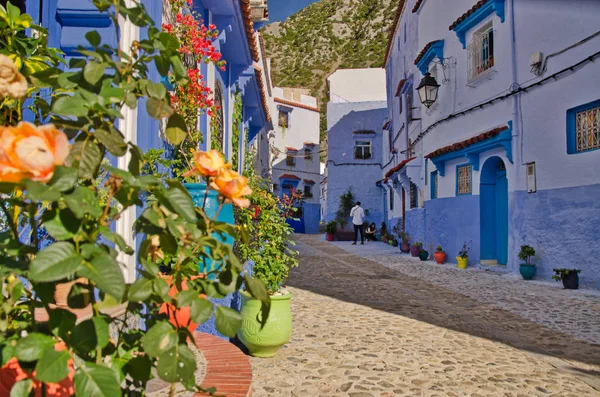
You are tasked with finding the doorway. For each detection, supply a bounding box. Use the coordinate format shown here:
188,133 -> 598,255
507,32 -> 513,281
480,156 -> 508,265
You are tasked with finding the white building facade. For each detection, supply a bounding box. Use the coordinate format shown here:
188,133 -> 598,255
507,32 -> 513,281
384,0 -> 600,287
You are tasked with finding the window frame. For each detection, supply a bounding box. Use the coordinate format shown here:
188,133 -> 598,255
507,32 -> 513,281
567,98 -> 600,154
304,185 -> 312,197
354,140 -> 373,160
304,148 -> 312,159
278,109 -> 290,128
456,164 -> 473,196
390,188 -> 394,211
407,90 -> 414,122
286,153 -> 296,166
410,182 -> 418,209
467,21 -> 495,83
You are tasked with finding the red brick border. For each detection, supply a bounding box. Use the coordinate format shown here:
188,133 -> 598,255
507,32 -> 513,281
194,333 -> 252,397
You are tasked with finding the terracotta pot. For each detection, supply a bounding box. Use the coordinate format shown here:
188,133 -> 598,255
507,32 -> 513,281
54,278 -> 89,307
400,242 -> 410,253
434,251 -> 446,264
326,233 -> 334,241
159,275 -> 205,334
0,343 -> 74,397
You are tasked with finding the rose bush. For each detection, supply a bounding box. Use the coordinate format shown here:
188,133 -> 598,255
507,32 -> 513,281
0,2 -> 267,396
0,54 -> 27,99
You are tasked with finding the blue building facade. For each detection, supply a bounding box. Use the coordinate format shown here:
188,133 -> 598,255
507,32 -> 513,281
29,0 -> 272,336
325,100 -> 388,230
382,0 -> 600,287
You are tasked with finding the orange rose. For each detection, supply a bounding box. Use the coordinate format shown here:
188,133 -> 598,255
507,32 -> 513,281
0,122 -> 70,183
183,149 -> 230,178
210,168 -> 252,208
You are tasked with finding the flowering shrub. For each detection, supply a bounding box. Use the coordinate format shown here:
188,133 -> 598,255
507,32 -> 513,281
0,2 -> 266,396
163,0 -> 225,181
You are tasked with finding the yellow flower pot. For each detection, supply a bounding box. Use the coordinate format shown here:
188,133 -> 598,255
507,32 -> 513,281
456,256 -> 468,269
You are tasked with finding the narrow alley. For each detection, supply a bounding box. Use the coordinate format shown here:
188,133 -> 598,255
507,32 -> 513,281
250,236 -> 600,397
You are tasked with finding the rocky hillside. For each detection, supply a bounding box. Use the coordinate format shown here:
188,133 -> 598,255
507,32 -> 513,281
262,0 -> 397,141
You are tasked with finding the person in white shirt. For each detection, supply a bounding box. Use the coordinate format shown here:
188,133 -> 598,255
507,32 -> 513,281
350,201 -> 365,245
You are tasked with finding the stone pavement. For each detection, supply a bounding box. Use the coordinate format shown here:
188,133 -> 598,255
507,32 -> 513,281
250,235 -> 600,397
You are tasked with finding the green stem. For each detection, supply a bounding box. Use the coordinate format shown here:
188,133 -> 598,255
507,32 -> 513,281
0,200 -> 17,238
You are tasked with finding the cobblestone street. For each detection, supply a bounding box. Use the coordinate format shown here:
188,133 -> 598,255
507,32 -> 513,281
250,235 -> 600,397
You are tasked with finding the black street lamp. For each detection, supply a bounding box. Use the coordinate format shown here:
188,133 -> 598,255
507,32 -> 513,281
416,73 -> 440,108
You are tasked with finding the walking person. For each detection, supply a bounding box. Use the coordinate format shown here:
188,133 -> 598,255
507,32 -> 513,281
350,201 -> 365,245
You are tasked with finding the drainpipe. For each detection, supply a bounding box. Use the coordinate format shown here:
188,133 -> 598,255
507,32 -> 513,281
510,0 -> 522,165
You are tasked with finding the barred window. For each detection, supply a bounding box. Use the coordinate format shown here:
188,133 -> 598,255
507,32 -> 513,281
467,22 -> 494,83
278,110 -> 289,128
286,154 -> 295,167
410,182 -> 418,209
457,165 -> 472,195
575,105 -> 600,152
390,189 -> 394,210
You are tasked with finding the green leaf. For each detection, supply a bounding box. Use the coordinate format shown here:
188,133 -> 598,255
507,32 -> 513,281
190,298 -> 213,326
154,56 -> 170,76
74,363 -> 121,397
142,321 -> 178,357
85,30 -> 101,46
52,95 -> 88,117
146,81 -> 166,99
30,242 -> 82,282
158,32 -> 180,52
9,379 -> 33,397
41,208 -> 82,241
165,113 -> 188,145
68,140 -> 103,179
170,55 -> 186,77
48,308 -> 77,340
146,97 -> 173,119
156,344 -> 196,383
128,144 -> 144,176
15,333 -> 54,362
128,277 -> 153,301
24,180 -> 61,202
77,253 -> 125,301
215,306 -> 242,338
64,186 -> 103,218
71,318 -> 110,354
83,62 -> 107,85
176,289 -> 199,307
152,277 -> 170,301
48,166 -> 78,192
34,347 -> 70,383
102,230 -> 133,255
244,275 -> 270,306
122,355 -> 152,384
94,128 -> 127,156
164,182 -> 196,222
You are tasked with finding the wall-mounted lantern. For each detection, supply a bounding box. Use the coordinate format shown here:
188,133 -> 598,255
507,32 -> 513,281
416,73 -> 440,108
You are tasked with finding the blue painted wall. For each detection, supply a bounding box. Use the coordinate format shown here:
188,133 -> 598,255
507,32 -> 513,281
326,102 -> 388,229
510,184 -> 600,288
303,203 -> 321,234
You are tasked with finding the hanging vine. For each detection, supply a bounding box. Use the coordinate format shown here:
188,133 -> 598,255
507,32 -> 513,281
231,91 -> 243,170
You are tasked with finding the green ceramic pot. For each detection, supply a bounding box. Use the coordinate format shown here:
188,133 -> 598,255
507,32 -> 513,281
237,291 -> 293,358
519,264 -> 536,280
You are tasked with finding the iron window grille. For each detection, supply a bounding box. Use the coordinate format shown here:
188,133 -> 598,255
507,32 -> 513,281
575,105 -> 600,152
304,148 -> 312,159
390,189 -> 394,210
410,182 -> 418,209
354,141 -> 372,159
457,165 -> 472,195
304,185 -> 313,197
467,22 -> 494,83
407,90 -> 414,122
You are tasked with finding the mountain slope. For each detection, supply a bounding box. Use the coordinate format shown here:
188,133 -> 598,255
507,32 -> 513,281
262,0 -> 397,141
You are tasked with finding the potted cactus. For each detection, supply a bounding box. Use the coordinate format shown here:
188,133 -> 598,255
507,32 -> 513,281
434,245 -> 446,264
411,242 -> 422,257
518,245 -> 536,280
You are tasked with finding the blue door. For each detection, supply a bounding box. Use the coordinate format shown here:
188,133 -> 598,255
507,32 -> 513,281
480,157 -> 508,265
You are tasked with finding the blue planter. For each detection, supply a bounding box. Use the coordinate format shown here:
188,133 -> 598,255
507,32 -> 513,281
519,264 -> 536,280
184,183 -> 234,277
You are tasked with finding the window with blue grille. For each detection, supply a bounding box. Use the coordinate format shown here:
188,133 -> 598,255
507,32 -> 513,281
456,165 -> 472,195
567,99 -> 600,154
431,171 -> 438,199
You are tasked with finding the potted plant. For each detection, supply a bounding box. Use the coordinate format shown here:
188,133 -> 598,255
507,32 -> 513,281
552,268 -> 582,290
434,245 -> 446,264
518,245 -> 536,280
398,232 -> 410,253
419,248 -> 429,261
456,241 -> 470,269
411,242 -> 422,257
325,221 -> 337,241
235,176 -> 299,357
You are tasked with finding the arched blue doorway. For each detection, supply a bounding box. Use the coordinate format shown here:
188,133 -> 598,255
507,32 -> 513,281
480,156 -> 508,265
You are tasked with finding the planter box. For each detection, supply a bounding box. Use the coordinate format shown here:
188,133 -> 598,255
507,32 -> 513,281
335,232 -> 355,241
